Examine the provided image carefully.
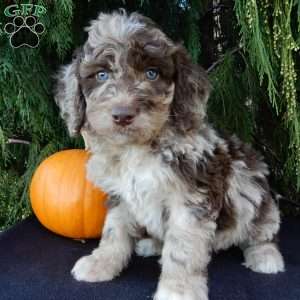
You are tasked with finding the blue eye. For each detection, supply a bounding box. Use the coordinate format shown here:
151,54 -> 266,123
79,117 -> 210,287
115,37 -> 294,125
145,68 -> 159,80
96,70 -> 109,81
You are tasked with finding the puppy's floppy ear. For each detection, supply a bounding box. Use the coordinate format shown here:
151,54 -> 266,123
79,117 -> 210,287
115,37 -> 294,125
54,49 -> 86,137
171,45 -> 211,133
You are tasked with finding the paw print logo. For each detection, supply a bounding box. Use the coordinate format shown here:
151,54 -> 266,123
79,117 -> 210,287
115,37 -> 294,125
4,16 -> 45,48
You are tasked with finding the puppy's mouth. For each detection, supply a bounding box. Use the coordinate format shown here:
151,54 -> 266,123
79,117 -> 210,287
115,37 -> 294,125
110,121 -> 154,145
113,124 -> 137,135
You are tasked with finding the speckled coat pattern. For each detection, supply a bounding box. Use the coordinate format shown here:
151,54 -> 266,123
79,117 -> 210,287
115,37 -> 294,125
55,10 -> 284,300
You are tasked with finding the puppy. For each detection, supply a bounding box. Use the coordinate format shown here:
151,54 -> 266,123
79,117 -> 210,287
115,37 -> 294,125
55,10 -> 284,300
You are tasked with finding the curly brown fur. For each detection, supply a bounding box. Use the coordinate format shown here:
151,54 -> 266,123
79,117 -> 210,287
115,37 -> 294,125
55,10 -> 284,300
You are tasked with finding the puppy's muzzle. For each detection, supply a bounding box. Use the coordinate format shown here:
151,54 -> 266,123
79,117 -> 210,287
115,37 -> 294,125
112,106 -> 138,127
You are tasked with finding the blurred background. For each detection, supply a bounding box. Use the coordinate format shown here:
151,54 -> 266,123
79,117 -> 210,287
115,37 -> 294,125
0,0 -> 299,230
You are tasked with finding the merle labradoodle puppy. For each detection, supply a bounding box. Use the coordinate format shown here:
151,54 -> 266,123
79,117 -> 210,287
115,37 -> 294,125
55,10 -> 284,300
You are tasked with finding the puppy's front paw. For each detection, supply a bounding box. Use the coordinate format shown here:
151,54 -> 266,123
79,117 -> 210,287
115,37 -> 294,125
71,254 -> 115,282
154,286 -> 208,300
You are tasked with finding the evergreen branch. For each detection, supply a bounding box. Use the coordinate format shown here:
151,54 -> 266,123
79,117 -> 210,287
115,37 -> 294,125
252,135 -> 281,164
7,139 -> 30,145
206,47 -> 241,73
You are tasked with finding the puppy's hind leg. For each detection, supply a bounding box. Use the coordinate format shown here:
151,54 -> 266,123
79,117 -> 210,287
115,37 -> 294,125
242,198 -> 284,274
243,242 -> 284,274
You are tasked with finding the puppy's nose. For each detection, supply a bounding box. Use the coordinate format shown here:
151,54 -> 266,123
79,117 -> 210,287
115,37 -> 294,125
112,106 -> 136,126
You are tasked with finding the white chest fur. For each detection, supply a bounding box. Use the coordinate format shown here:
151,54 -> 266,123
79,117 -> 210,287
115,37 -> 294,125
86,145 -> 177,239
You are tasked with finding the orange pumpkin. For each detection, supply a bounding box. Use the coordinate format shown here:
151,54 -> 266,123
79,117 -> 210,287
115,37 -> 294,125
30,149 -> 107,239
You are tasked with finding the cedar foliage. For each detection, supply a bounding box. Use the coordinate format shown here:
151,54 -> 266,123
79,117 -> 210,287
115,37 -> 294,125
0,0 -> 299,230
